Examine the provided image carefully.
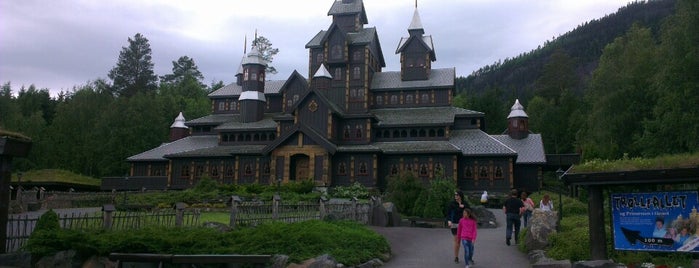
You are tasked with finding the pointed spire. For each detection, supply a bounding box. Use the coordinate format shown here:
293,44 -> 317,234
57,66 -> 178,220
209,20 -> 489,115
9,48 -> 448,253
408,6 -> 423,31
244,35 -> 247,54
507,99 -> 528,118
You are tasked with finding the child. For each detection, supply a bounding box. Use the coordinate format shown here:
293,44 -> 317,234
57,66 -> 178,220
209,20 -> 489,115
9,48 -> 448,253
456,208 -> 478,268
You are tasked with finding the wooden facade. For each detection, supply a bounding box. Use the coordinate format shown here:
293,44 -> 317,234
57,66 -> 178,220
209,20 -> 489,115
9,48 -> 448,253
120,0 -> 546,193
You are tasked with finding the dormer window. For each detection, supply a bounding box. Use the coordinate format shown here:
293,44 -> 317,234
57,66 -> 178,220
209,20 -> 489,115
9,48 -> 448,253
331,44 -> 342,60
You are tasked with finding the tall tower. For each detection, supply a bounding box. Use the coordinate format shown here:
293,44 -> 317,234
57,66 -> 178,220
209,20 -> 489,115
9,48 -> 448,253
396,4 -> 435,81
239,44 -> 267,123
506,99 -> 529,140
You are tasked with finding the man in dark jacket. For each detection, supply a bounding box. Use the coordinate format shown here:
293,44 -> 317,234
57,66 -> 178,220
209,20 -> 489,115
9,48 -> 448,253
502,189 -> 524,246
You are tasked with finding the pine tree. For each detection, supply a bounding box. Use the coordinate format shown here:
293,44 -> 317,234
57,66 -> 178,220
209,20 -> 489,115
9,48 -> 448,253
108,33 -> 158,98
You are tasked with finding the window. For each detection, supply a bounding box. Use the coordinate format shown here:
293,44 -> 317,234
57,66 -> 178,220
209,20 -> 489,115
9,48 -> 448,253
258,72 -> 264,81
218,102 -> 225,111
262,163 -> 270,175
243,69 -> 249,81
293,94 -> 299,103
196,165 -> 204,177
338,162 -> 347,175
211,166 -> 219,177
434,163 -> 443,175
464,166 -> 473,178
225,166 -> 234,177
376,96 -> 383,105
355,124 -> 363,138
181,166 -> 190,177
251,72 -> 257,81
352,51 -> 362,61
331,44 -> 342,59
495,166 -> 504,179
390,164 -> 399,175
390,95 -> 398,105
316,53 -> 323,64
353,67 -> 360,80
287,100 -> 293,109
421,93 -> 429,103
230,101 -> 237,111
244,164 -> 252,175
419,164 -> 428,176
406,163 -> 414,172
343,126 -> 350,139
479,166 -> 489,179
334,68 -> 342,80
358,162 -> 368,175
406,94 -> 414,104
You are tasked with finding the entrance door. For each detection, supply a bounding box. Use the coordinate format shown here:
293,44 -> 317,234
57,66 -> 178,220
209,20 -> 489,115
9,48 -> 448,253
290,154 -> 310,181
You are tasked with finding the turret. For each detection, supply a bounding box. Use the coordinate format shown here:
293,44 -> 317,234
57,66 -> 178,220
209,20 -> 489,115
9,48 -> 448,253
506,99 -> 529,140
239,44 -> 267,123
396,5 -> 435,81
169,112 -> 189,142
311,64 -> 332,91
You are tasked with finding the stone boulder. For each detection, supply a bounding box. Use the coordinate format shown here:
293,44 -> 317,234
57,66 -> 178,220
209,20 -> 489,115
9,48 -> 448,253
525,209 -> 559,250
35,250 -> 77,268
382,202 -> 401,227
370,203 -> 388,227
573,260 -> 626,268
471,206 -> 497,228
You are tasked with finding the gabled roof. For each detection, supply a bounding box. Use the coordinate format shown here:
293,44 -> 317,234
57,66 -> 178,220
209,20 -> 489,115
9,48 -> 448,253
347,27 -> 377,45
371,68 -> 454,90
328,0 -> 368,24
127,135 -> 219,162
208,80 -> 287,97
372,107 -> 481,127
262,124 -> 337,155
492,134 -> 546,164
449,129 -> 517,157
289,86 -> 344,116
396,35 -> 434,55
306,30 -> 327,48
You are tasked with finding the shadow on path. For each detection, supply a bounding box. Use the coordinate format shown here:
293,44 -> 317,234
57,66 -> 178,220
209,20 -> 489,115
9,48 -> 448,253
372,209 -> 530,268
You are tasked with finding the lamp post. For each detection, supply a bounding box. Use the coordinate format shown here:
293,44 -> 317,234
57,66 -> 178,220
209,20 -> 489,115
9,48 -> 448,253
555,168 -> 565,222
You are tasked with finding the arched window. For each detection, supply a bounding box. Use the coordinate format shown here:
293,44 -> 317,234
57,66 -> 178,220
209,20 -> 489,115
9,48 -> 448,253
334,68 -> 342,80
262,163 -> 270,175
390,95 -> 398,105
343,126 -> 351,139
358,162 -> 368,175
287,100 -> 293,109
211,166 -> 219,177
218,102 -> 225,111
293,94 -> 299,103
434,163 -> 443,175
243,69 -> 249,81
352,51 -> 362,61
479,166 -> 489,179
495,166 -> 504,179
376,96 -> 383,105
225,166 -> 234,177
230,101 -> 237,111
390,164 -> 399,175
406,94 -> 414,104
421,93 -> 429,103
355,124 -> 363,138
251,72 -> 257,81
338,162 -> 347,175
353,67 -> 360,80
196,165 -> 204,177
419,164 -> 429,176
464,166 -> 473,178
244,164 -> 252,175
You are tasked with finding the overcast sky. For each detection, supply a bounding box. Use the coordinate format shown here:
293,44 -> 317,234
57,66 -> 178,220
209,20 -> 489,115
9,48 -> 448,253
0,0 -> 633,97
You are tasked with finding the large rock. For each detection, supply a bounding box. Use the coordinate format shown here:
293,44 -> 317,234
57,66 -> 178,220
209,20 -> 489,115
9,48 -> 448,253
370,203 -> 388,227
308,254 -> 337,268
573,260 -> 626,268
471,206 -> 497,228
35,250 -> 77,268
532,259 -> 572,268
382,202 -> 401,227
525,209 -> 559,250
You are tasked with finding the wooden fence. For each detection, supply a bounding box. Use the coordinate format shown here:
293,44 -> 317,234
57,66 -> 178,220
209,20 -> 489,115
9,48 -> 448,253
6,197 -> 381,253
5,207 -> 200,253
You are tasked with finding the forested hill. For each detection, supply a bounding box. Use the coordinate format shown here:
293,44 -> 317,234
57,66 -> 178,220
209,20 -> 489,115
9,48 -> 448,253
456,0 -> 675,97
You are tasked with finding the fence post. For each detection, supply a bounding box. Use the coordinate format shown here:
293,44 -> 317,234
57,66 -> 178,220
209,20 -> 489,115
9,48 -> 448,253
102,204 -> 115,229
319,196 -> 328,220
272,194 -> 281,220
351,197 -> 358,221
174,202 -> 186,227
229,196 -> 241,228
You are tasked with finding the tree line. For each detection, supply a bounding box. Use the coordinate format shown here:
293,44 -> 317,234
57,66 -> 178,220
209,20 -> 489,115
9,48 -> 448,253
0,34 -> 277,178
455,0 -> 698,159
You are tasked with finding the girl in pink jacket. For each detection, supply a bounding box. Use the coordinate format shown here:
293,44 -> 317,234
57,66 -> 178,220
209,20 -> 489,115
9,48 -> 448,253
456,208 -> 478,267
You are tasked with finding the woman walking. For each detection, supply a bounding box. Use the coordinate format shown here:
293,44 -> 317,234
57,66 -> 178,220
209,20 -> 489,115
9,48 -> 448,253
447,190 -> 469,263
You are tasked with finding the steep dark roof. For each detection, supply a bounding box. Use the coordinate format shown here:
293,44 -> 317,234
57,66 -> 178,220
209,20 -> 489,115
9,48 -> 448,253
328,0 -> 368,24
373,107 -> 481,127
492,134 -> 546,164
262,124 -> 337,155
215,117 -> 278,131
306,30 -> 327,48
208,80 -> 287,97
127,135 -> 219,161
348,27 -> 377,45
371,68 -> 454,90
449,129 -> 517,156
186,114 -> 239,126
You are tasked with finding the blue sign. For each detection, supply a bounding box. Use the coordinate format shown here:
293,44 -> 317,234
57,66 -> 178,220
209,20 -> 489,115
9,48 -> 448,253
611,191 -> 699,252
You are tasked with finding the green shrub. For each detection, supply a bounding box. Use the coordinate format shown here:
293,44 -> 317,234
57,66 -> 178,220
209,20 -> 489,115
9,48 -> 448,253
547,226 -> 591,261
282,180 -> 315,194
25,220 -> 390,266
420,178 -> 454,218
33,209 -> 60,232
331,182 -> 370,199
385,171 -> 424,216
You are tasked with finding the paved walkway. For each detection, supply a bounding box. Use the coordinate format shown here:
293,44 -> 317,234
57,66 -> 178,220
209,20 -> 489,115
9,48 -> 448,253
372,209 -> 530,268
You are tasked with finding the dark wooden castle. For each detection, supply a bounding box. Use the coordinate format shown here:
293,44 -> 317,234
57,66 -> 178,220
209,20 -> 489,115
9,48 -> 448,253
110,0 -> 546,192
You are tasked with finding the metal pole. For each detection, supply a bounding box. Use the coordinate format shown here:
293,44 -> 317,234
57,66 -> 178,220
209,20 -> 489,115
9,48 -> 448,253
556,168 -> 565,222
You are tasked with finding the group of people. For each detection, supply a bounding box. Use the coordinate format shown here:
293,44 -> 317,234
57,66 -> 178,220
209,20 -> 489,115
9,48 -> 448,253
503,189 -> 555,246
652,217 -> 694,246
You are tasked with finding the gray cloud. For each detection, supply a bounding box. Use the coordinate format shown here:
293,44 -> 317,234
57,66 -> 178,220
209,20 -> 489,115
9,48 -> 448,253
0,0 -> 630,96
